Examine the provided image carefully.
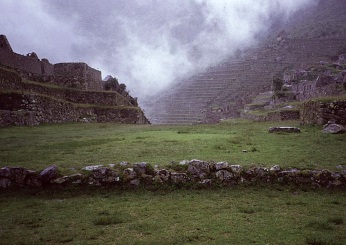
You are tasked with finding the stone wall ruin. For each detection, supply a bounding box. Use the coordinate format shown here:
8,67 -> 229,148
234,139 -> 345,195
300,99 -> 346,125
0,35 -> 102,91
0,160 -> 345,189
0,34 -> 150,126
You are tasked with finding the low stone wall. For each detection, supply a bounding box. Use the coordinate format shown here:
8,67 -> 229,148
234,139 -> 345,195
1,160 -> 345,189
300,99 -> 346,125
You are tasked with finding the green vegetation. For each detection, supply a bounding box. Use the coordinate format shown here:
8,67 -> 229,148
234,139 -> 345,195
272,77 -> 283,93
0,120 -> 345,172
0,121 -> 345,244
0,187 -> 344,244
309,94 -> 346,103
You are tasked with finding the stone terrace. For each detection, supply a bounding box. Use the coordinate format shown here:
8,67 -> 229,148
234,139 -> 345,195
146,38 -> 346,124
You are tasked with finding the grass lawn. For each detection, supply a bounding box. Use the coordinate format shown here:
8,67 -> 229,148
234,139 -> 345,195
0,187 -> 345,245
0,120 -> 345,172
0,120 -> 345,244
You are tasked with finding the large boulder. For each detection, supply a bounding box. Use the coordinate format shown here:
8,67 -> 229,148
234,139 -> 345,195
123,168 -> 137,181
170,173 -> 189,183
39,165 -> 58,184
0,167 -> 40,188
214,162 -> 229,171
0,167 -> 12,188
133,162 -> 147,175
154,169 -> 170,183
215,170 -> 233,182
230,165 -> 244,174
187,159 -> 212,179
91,167 -> 120,184
322,123 -> 345,134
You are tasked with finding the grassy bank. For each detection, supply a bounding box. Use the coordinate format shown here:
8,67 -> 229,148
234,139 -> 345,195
0,120 -> 345,171
0,187 -> 345,245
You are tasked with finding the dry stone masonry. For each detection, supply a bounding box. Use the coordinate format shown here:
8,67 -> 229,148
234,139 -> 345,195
1,160 -> 345,189
0,35 -> 150,126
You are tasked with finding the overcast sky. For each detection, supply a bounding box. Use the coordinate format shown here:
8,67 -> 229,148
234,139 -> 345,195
0,0 -> 315,101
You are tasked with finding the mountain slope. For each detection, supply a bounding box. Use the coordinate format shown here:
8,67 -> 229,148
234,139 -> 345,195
145,0 -> 346,124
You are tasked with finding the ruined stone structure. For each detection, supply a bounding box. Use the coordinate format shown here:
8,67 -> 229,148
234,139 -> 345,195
0,35 -> 54,76
300,99 -> 346,126
53,63 -> 102,91
145,37 -> 346,124
0,35 -> 103,91
0,35 -> 149,126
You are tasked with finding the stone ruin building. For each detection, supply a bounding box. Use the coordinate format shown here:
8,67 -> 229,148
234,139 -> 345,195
0,35 -> 150,126
0,35 -> 102,91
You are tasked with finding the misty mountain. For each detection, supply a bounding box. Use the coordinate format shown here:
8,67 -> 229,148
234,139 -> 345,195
144,0 -> 346,124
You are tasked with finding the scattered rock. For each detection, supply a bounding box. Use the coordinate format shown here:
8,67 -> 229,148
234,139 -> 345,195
270,165 -> 281,172
322,123 -> 345,134
123,168 -> 137,181
155,169 -> 170,182
171,173 -> 189,183
0,177 -> 11,188
215,170 -> 233,181
82,165 -> 103,171
230,165 -> 244,174
130,179 -> 140,186
119,162 -> 129,166
214,162 -> 229,171
39,165 -> 58,184
269,127 -> 301,133
133,162 -> 147,175
188,160 -> 211,179
91,168 -> 120,184
179,160 -> 189,165
198,179 -> 212,186
53,174 -> 83,184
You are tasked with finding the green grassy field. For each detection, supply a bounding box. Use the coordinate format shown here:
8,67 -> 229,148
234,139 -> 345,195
0,187 -> 345,245
0,120 -> 345,244
0,120 -> 345,171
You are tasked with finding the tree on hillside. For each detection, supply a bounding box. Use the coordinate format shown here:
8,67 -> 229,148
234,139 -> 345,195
272,77 -> 283,92
104,77 -> 119,91
118,83 -> 127,94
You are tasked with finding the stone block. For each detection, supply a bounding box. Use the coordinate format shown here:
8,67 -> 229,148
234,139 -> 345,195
268,127 -> 301,133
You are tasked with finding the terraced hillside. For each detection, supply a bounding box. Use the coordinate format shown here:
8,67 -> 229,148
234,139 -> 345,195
0,67 -> 150,126
145,0 -> 346,124
146,37 -> 346,124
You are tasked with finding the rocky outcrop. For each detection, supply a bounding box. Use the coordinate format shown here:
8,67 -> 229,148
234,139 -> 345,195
1,160 -> 345,189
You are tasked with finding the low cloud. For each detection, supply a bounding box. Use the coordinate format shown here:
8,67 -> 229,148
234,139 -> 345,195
0,0 -> 315,101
